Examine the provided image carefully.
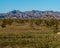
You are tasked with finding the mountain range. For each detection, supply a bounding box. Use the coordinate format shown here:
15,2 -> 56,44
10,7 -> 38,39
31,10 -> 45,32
0,10 -> 60,19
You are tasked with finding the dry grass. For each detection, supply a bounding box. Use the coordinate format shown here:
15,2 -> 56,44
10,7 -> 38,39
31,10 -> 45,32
0,22 -> 53,33
0,20 -> 59,48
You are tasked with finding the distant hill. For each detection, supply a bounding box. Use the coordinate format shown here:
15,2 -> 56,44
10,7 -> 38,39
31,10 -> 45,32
0,10 -> 60,19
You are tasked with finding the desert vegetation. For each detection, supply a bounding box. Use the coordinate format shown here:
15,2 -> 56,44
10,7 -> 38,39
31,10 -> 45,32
0,18 -> 60,48
0,31 -> 60,48
0,18 -> 59,33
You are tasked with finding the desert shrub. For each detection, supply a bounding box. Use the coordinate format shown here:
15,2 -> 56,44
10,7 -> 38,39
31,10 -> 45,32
51,18 -> 59,33
44,19 -> 52,27
1,19 -> 7,28
1,23 -> 6,28
34,19 -> 42,26
44,18 -> 59,33
7,19 -> 13,25
15,19 -> 25,24
1,19 -> 13,28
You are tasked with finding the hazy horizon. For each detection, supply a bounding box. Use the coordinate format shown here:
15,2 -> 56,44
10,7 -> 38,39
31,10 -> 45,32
0,0 -> 60,13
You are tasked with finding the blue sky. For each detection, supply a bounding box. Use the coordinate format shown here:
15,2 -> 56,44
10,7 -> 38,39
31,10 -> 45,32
0,0 -> 60,13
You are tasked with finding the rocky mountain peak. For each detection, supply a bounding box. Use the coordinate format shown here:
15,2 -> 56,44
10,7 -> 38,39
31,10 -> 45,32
0,10 -> 60,19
